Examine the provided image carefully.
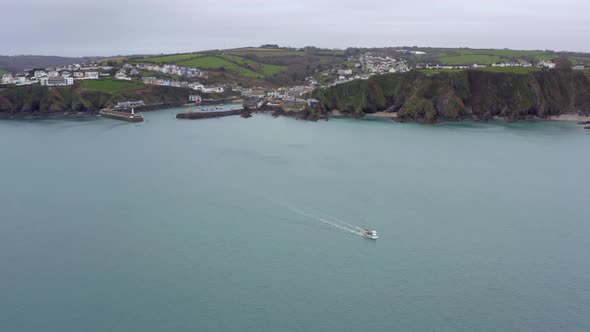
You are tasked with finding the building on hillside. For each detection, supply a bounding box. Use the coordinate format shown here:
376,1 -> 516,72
282,99 -> 309,112
73,71 -> 84,78
115,71 -> 131,80
114,100 -> 145,109
2,74 -> 13,84
307,99 -> 321,108
538,61 -> 556,69
142,77 -> 159,85
337,69 -> 353,75
189,95 -> 202,103
33,70 -> 47,78
190,83 -> 205,91
84,71 -> 99,79
201,86 -> 225,93
13,76 -> 28,85
573,65 -> 585,70
40,76 -> 74,86
242,89 -> 266,99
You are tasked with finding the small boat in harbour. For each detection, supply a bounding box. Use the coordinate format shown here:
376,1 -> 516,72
362,229 -> 379,240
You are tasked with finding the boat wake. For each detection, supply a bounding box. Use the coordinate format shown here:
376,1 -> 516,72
287,207 -> 364,237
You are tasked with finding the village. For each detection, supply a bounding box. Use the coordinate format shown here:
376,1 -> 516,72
1,50 -> 586,116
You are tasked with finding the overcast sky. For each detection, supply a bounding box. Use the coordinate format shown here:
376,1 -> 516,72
2,0 -> 589,56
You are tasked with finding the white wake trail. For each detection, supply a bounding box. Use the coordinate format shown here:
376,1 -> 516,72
317,211 -> 364,231
288,207 -> 363,236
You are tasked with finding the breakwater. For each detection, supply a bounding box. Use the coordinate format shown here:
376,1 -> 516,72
99,109 -> 144,122
176,109 -> 244,119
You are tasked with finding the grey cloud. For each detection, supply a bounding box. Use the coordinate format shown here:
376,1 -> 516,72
1,0 -> 588,56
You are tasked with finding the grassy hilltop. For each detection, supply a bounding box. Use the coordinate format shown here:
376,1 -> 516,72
361,47 -> 590,66
105,46 -> 347,86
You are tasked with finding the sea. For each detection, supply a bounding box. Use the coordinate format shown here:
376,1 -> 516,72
1,106 -> 589,332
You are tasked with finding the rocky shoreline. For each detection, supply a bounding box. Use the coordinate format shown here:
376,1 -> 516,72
3,107 -> 590,130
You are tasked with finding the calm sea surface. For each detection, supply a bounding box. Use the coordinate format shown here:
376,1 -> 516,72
1,107 -> 589,332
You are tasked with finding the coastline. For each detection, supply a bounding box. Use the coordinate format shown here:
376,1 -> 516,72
327,110 -> 590,123
2,108 -> 589,127
547,114 -> 590,122
365,111 -> 398,119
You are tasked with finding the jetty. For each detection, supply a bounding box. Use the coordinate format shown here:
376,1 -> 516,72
176,109 -> 244,119
99,108 -> 144,122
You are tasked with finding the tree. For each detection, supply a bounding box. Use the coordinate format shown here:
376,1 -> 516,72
555,56 -> 573,69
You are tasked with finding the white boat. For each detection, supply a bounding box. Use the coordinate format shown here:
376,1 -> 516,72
362,229 -> 379,240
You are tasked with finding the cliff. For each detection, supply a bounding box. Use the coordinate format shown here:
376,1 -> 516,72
0,84 -> 193,116
313,70 -> 590,122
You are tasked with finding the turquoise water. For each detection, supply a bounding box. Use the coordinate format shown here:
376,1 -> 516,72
1,109 -> 589,331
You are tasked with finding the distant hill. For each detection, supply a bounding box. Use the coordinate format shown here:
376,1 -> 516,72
119,47 -> 348,86
0,55 -> 104,73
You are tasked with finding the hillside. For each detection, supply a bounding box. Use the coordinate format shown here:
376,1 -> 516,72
313,69 -> 590,122
118,47 -> 347,86
0,80 -> 192,115
344,47 -> 590,67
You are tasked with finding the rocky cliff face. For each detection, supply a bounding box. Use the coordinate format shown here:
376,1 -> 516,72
313,70 -> 590,122
0,85 -> 192,115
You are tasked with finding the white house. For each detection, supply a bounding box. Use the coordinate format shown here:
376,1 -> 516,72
40,76 -> 74,86
1,74 -> 13,84
189,95 -> 202,103
201,86 -> 225,93
33,70 -> 47,78
84,71 -> 99,79
190,83 -> 205,91
337,69 -> 353,75
538,61 -> 556,69
73,71 -> 84,78
115,71 -> 131,80
13,77 -> 27,85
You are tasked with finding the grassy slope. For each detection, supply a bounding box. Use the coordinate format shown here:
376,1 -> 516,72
138,48 -> 293,81
439,54 -> 501,64
141,53 -> 203,64
417,48 -> 559,65
0,68 -> 9,75
80,79 -> 145,93
419,67 -> 540,74
224,47 -> 305,57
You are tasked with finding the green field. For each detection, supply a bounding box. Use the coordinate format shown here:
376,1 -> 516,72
476,66 -> 540,74
80,79 -> 145,93
430,48 -> 560,65
0,68 -> 9,75
141,53 -> 202,64
419,66 -> 540,75
225,47 -> 305,57
439,54 -> 501,65
261,64 -> 287,76
178,55 -> 286,78
133,46 -> 344,83
177,56 -> 258,77
456,49 -> 549,57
